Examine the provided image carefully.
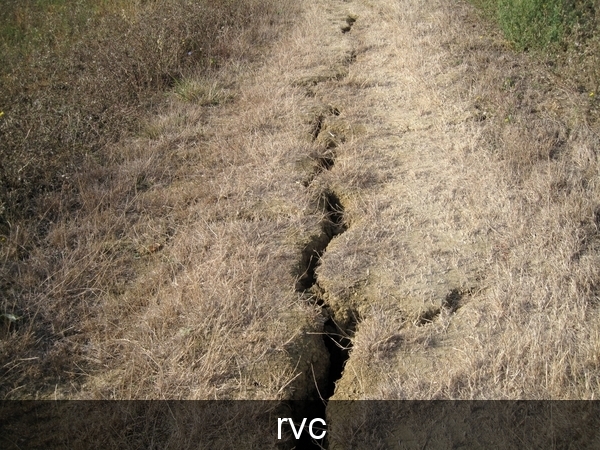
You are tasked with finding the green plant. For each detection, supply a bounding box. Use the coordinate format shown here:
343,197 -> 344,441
468,0 -> 597,51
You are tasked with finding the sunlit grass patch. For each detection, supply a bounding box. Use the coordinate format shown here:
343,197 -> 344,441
0,0 -> 299,400
173,79 -> 233,105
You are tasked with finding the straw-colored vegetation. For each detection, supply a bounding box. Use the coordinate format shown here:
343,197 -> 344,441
1,0 -> 307,400
324,0 -> 600,403
2,0 -> 600,427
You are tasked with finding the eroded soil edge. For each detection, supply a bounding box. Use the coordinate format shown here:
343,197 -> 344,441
289,11 -> 360,449
296,190 -> 353,397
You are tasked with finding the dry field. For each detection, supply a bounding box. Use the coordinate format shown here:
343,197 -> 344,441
2,0 -> 600,446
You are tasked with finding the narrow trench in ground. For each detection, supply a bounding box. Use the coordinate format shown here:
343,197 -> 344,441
293,19 -> 358,446
310,108 -> 339,176
311,115 -> 325,141
293,191 -> 352,449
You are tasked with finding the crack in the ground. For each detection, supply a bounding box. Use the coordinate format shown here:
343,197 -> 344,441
293,190 -> 351,449
302,106 -> 342,187
316,151 -> 336,171
343,49 -> 357,65
290,13 -> 359,449
310,106 -> 340,141
295,192 -> 347,292
310,114 -> 325,141
320,191 -> 347,238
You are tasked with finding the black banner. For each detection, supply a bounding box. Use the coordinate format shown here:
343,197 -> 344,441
1,401 -> 598,449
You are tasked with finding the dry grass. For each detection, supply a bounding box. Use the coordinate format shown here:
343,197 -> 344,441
317,0 -> 600,402
0,0 -> 291,225
1,0 -> 326,401
1,0 -> 600,427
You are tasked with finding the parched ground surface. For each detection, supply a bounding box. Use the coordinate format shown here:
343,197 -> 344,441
317,0 -> 600,401
2,0 -> 600,447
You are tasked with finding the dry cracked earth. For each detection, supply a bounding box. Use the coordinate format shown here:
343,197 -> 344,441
4,0 -> 600,448
170,0 -> 599,445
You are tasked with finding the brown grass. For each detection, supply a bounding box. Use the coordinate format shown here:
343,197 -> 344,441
320,0 -> 600,402
1,0 -> 315,399
0,0 -> 291,225
2,0 -> 600,421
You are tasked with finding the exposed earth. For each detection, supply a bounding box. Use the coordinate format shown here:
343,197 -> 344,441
2,0 -> 600,448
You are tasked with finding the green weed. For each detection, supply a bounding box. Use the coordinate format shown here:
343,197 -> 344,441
469,0 -> 597,51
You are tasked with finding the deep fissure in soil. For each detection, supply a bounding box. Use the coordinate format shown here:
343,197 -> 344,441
293,191 -> 352,449
292,14 -> 358,447
311,115 -> 325,141
317,152 -> 336,171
